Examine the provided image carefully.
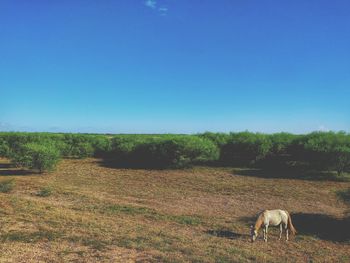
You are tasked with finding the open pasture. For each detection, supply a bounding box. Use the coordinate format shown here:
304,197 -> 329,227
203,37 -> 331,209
0,157 -> 349,262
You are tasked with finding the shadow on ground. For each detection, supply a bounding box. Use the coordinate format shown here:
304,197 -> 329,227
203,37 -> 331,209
0,163 -> 12,169
0,169 -> 33,176
98,159 -> 141,169
293,213 -> 350,242
0,161 -> 33,176
206,229 -> 246,240
97,158 -> 186,170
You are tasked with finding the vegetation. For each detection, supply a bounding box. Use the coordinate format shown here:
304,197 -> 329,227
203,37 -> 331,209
36,186 -> 53,197
0,131 -> 349,175
340,188 -> 350,203
0,138 -> 10,157
110,135 -> 219,168
219,132 -> 272,166
10,143 -> 60,173
301,132 -> 350,176
0,179 -> 15,193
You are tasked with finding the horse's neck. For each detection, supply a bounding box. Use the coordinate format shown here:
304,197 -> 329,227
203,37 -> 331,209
254,214 -> 264,231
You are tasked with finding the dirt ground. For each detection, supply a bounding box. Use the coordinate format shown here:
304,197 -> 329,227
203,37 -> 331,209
0,158 -> 349,262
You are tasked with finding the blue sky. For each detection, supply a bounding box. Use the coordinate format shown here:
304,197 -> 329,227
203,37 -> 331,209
0,0 -> 349,134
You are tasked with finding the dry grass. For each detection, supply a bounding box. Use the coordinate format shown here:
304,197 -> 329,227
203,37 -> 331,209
0,158 -> 349,262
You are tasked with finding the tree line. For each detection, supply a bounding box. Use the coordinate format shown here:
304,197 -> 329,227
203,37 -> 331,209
0,131 -> 349,176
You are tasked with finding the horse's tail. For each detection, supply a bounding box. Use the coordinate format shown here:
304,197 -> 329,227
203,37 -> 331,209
287,212 -> 297,235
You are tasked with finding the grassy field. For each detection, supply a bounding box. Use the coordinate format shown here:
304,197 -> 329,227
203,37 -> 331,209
0,158 -> 349,262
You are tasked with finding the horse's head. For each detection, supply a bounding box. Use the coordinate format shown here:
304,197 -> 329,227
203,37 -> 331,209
250,225 -> 258,242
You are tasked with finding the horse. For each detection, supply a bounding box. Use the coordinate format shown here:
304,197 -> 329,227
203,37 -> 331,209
250,209 -> 297,242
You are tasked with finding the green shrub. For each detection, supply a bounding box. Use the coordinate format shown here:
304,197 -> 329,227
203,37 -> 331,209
90,136 -> 111,157
132,140 -> 187,168
110,136 -> 151,162
131,136 -> 219,168
220,132 -> 272,166
70,142 -> 94,158
180,136 -> 220,163
59,134 -> 95,158
0,139 -> 10,157
268,132 -> 298,155
11,143 -> 60,173
199,132 -> 230,147
109,136 -> 219,168
0,179 -> 15,193
302,132 -> 350,175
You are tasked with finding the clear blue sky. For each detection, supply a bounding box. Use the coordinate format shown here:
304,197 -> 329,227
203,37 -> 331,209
1,0 -> 349,134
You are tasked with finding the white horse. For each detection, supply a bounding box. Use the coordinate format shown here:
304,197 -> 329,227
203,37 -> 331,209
250,209 -> 297,242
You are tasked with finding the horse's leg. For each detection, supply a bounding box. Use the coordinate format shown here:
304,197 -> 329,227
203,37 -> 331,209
286,228 -> 289,241
279,224 -> 282,240
264,225 -> 268,242
263,227 -> 266,241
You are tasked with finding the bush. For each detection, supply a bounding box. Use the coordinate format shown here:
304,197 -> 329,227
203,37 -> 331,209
110,136 -> 151,162
60,134 -> 95,158
70,142 -> 94,158
90,136 -> 111,157
110,136 -> 219,168
0,179 -> 15,193
220,132 -> 272,166
0,138 -> 10,157
199,132 -> 230,147
11,143 -> 60,173
268,132 -> 298,155
301,132 -> 350,175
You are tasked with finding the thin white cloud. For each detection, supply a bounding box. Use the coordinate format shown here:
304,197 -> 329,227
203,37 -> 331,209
144,0 -> 168,15
144,0 -> 157,9
159,7 -> 168,15
159,7 -> 168,12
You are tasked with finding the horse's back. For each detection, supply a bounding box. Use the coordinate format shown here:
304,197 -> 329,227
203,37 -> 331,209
263,209 -> 289,226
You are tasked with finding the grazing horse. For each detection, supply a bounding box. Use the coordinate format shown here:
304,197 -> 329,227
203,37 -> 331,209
250,209 -> 297,242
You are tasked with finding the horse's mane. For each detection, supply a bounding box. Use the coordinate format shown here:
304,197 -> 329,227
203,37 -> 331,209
254,211 -> 265,231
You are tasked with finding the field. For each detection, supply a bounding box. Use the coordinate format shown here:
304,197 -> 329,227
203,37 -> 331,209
0,157 -> 349,262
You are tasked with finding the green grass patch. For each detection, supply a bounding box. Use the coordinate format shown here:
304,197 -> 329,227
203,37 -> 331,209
1,230 -> 62,243
168,215 -> 202,226
0,179 -> 15,193
105,204 -> 156,215
103,204 -> 202,225
81,238 -> 109,251
36,186 -> 53,197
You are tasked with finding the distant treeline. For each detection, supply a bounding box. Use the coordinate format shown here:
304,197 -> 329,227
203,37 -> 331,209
0,131 -> 349,175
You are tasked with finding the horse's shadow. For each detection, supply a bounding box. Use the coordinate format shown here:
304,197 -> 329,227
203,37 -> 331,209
206,229 -> 246,240
292,213 -> 350,242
